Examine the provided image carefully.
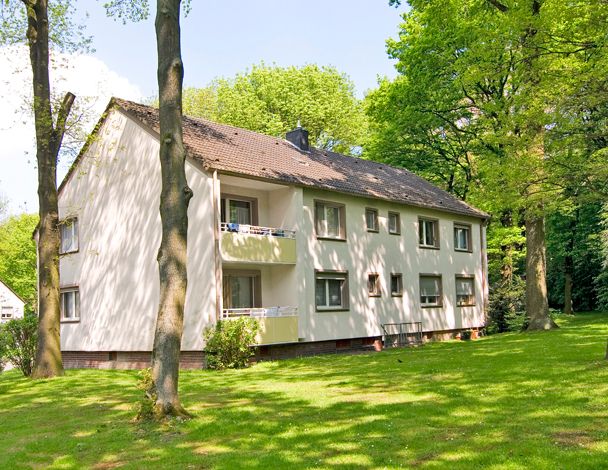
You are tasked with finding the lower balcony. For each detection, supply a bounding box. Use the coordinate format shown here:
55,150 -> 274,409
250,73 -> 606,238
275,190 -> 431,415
222,306 -> 299,345
220,223 -> 296,264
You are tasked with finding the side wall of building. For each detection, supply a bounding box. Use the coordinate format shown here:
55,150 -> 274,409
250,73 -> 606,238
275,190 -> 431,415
59,109 -> 216,352
0,282 -> 25,322
297,188 -> 486,343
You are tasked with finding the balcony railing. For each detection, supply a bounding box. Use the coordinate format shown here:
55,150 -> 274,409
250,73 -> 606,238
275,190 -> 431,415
222,306 -> 298,318
220,222 -> 296,239
221,306 -> 299,345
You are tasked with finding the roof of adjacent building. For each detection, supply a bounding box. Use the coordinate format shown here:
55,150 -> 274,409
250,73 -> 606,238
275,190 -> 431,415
109,98 -> 488,219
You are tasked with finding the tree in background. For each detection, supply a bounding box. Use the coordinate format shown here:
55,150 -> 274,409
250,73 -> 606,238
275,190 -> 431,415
0,214 -> 38,309
371,0 -> 608,327
181,64 -> 367,155
105,0 -> 192,418
1,0 -> 91,378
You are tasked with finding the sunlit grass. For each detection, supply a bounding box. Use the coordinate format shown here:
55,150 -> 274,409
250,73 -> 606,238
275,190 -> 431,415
1,312 -> 608,469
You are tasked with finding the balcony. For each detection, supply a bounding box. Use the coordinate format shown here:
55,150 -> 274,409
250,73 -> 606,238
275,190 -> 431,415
222,306 -> 299,345
220,223 -> 296,264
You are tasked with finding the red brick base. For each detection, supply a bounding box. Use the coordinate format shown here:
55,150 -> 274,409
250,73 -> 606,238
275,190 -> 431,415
62,327 -> 481,370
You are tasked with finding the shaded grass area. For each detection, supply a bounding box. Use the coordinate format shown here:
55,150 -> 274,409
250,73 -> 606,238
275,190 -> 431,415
1,313 -> 608,469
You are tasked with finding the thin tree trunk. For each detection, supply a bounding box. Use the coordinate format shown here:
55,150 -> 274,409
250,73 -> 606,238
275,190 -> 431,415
563,214 -> 577,315
150,0 -> 193,418
525,212 -> 558,330
24,0 -> 74,378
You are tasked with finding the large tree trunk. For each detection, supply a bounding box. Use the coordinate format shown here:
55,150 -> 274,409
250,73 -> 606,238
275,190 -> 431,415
150,0 -> 193,418
525,213 -> 558,330
25,0 -> 74,378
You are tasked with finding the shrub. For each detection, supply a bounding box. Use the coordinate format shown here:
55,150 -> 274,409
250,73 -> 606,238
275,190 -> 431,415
203,317 -> 259,370
0,313 -> 38,376
134,367 -> 157,421
487,277 -> 527,334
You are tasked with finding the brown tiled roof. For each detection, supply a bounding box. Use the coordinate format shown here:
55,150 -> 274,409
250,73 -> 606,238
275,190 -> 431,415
113,98 -> 488,219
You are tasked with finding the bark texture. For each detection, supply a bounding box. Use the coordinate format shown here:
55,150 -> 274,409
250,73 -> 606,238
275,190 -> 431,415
25,0 -> 74,378
525,213 -> 558,330
150,0 -> 193,418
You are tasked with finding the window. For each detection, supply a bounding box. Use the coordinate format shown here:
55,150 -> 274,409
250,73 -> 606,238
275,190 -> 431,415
60,288 -> 80,321
368,273 -> 381,297
221,196 -> 257,225
315,201 -> 346,240
60,218 -> 79,254
418,218 -> 439,248
388,212 -> 401,235
454,223 -> 472,252
419,275 -> 442,307
456,276 -> 475,306
365,208 -> 379,232
1,306 -> 13,320
390,273 -> 403,297
223,271 -> 261,309
315,271 -> 349,310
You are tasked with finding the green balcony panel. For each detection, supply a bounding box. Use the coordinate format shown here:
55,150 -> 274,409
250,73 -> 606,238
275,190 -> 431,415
221,232 -> 296,264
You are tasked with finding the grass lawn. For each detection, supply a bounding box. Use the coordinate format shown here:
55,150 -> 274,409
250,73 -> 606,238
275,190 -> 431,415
1,313 -> 608,469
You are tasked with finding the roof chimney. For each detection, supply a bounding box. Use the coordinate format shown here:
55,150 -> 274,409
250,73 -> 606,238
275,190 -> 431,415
286,124 -> 309,152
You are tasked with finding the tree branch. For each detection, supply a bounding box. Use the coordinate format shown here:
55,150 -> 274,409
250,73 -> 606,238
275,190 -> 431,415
51,91 -> 75,157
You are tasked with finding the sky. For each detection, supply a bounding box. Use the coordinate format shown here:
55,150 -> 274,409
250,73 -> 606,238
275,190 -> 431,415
0,1 -> 406,215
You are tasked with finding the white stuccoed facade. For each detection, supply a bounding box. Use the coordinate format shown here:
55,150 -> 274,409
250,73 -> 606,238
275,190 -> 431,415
0,280 -> 25,323
58,106 -> 487,355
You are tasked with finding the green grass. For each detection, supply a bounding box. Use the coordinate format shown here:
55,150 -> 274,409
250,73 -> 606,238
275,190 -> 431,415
2,313 -> 608,469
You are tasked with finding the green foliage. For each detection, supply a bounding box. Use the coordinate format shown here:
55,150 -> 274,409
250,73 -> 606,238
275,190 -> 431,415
0,313 -> 38,377
596,204 -> 608,311
487,277 -> 527,334
134,367 -> 157,421
0,214 -> 39,308
181,63 -> 368,155
203,317 -> 259,370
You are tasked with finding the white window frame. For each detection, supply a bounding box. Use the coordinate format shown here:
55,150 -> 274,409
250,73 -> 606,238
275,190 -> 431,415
365,208 -> 379,232
455,275 -> 476,306
60,288 -> 80,322
59,218 -> 79,254
454,223 -> 472,252
315,201 -> 345,240
419,275 -> 443,307
315,271 -> 349,311
388,211 -> 401,235
418,218 -> 439,249
1,306 -> 13,320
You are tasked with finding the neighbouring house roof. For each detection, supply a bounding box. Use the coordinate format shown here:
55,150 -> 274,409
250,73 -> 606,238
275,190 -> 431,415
70,98 -> 489,220
0,278 -> 25,304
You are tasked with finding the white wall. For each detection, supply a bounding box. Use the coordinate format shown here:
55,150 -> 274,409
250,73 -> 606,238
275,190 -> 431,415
59,109 -> 216,351
297,189 -> 486,342
0,281 -> 25,323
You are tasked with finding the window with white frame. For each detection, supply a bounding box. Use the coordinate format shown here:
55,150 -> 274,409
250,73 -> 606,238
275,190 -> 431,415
391,273 -> 403,296
388,212 -> 401,235
365,208 -> 379,232
418,218 -> 439,248
368,273 -> 381,296
60,288 -> 80,321
454,223 -> 472,252
315,201 -> 345,239
419,275 -> 442,307
1,306 -> 13,320
60,218 -> 79,254
455,276 -> 475,306
315,271 -> 349,310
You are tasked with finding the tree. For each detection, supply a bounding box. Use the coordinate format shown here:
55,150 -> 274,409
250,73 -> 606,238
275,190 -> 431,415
1,0 -> 90,377
372,0 -> 608,329
181,64 -> 367,155
105,0 -> 192,417
0,214 -> 38,308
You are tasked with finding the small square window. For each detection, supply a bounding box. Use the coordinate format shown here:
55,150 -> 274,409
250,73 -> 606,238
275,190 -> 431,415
418,218 -> 439,248
315,271 -> 349,310
388,212 -> 401,235
60,288 -> 80,321
365,208 -> 379,232
456,276 -> 475,306
390,274 -> 403,296
368,273 -> 381,297
60,218 -> 79,254
454,223 -> 472,252
420,275 -> 442,307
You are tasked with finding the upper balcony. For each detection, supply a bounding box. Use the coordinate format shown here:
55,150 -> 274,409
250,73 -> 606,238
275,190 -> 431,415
220,222 -> 296,264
